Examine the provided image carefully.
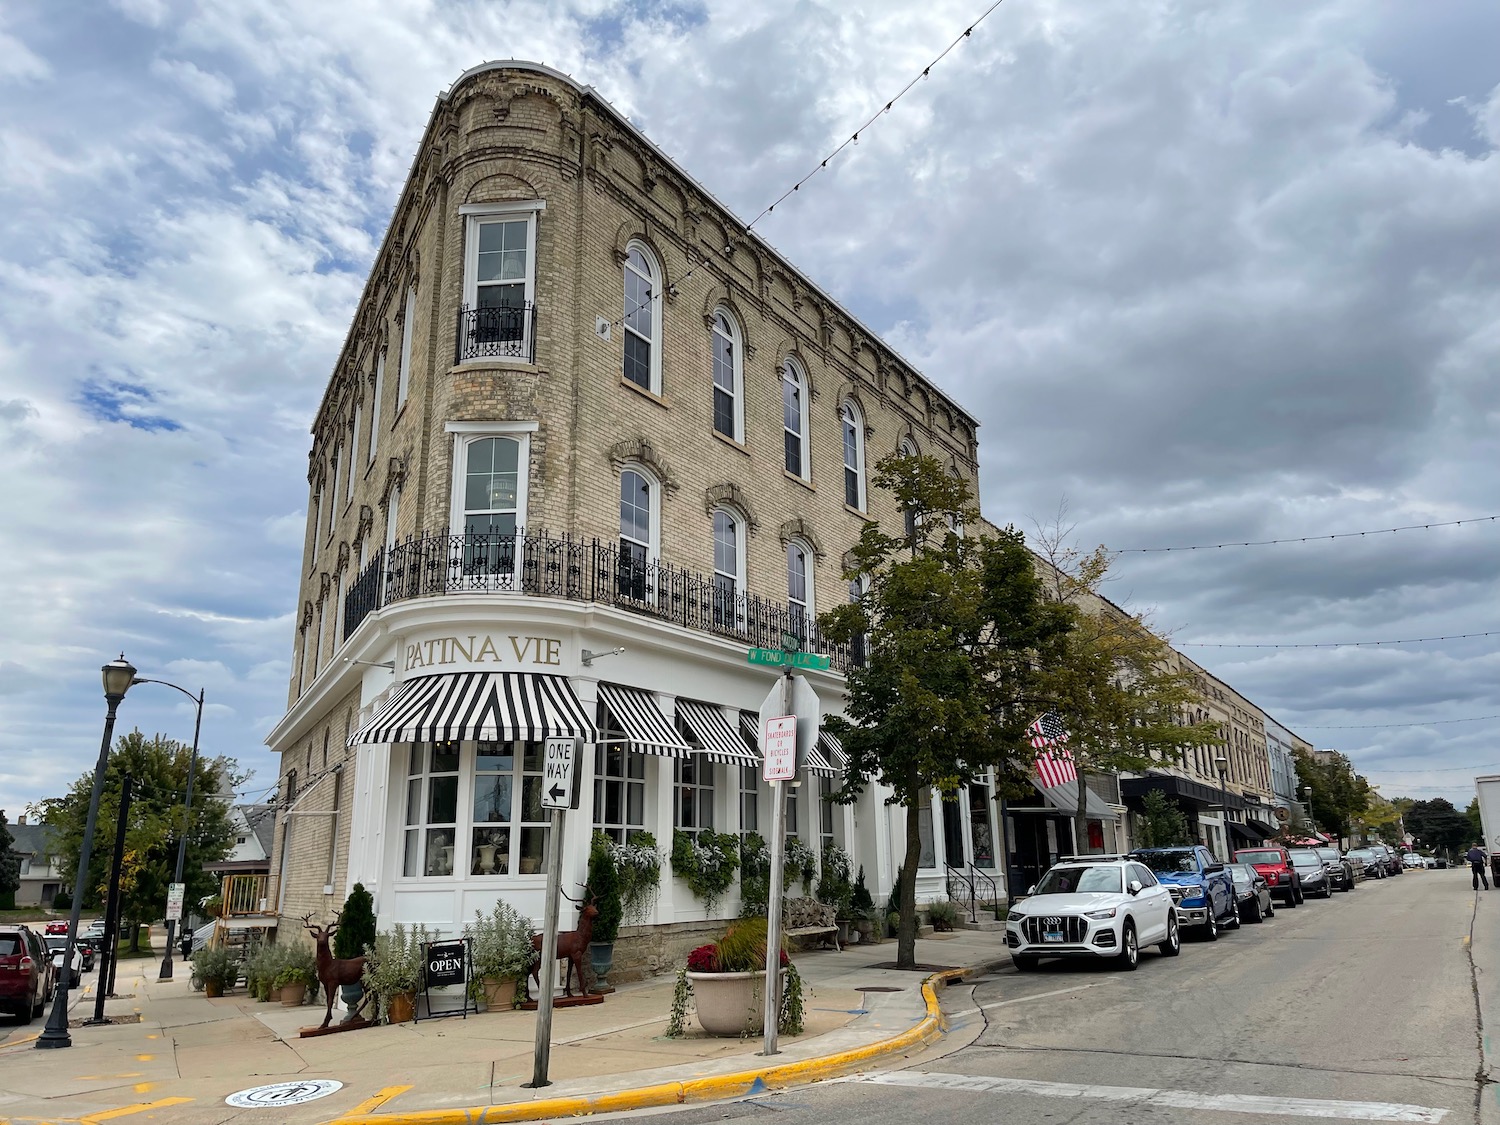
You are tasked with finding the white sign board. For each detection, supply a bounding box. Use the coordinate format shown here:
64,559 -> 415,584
225,1080 -> 343,1108
166,881 -> 185,922
542,737 -> 576,809
763,716 -> 797,781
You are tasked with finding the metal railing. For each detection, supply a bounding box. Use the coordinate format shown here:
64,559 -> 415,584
220,874 -> 270,917
945,862 -> 1000,923
455,303 -> 537,364
343,529 -> 854,673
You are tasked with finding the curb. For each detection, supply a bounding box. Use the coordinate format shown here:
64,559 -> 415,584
329,961 -> 998,1124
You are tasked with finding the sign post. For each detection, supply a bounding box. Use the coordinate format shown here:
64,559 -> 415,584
528,737 -> 577,1089
761,671 -> 794,1057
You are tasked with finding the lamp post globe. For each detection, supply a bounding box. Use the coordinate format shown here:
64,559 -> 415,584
37,655 -> 135,1049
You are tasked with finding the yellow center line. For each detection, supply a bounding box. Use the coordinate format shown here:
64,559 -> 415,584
80,1096 -> 193,1124
337,1085 -> 414,1118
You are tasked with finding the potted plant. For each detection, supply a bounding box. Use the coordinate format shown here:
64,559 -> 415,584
850,867 -> 877,943
190,945 -> 238,998
333,883 -> 377,1017
587,832 -> 623,989
244,943 -> 286,1002
666,917 -> 803,1038
275,941 -> 319,1006
469,900 -> 533,1010
927,899 -> 959,933
362,923 -> 427,1024
202,894 -> 224,920
816,843 -> 853,944
670,829 -> 741,911
615,831 -> 663,924
784,837 -> 818,896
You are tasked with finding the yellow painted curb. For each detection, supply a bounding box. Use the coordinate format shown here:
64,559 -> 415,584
330,965 -> 977,1125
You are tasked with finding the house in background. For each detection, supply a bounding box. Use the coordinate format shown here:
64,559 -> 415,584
8,816 -> 63,908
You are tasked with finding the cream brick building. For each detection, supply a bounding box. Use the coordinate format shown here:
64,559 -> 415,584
263,61 -> 1003,974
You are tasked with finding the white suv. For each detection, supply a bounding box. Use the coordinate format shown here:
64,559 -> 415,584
1006,857 -> 1180,971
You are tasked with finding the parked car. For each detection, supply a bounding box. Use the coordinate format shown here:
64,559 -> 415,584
0,925 -> 54,1024
1288,849 -> 1333,898
1342,851 -> 1368,882
1347,847 -> 1387,878
43,936 -> 85,989
1007,856 -> 1180,971
74,937 -> 97,972
1402,852 -> 1425,869
83,919 -> 107,942
1130,846 -> 1238,940
1315,846 -> 1356,891
1367,843 -> 1402,875
1234,846 -> 1303,907
1228,863 -> 1275,923
1422,855 -> 1441,869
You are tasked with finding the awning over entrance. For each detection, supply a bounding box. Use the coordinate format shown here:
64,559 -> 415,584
677,699 -> 757,766
349,672 -> 596,746
1229,820 -> 1273,844
1032,779 -> 1117,819
597,683 -> 691,758
1120,773 -> 1248,812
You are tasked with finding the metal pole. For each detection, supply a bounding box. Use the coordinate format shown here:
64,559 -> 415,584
159,688 -> 204,981
527,806 -> 567,1088
37,693 -> 124,1049
762,667 -> 793,1057
998,796 -> 1016,906
1219,773 -> 1229,861
88,775 -> 132,1022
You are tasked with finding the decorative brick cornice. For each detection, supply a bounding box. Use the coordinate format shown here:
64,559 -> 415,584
703,483 -> 760,533
608,437 -> 679,494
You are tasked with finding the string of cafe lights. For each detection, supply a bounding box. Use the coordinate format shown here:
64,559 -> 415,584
606,0 -> 1009,333
1118,514 -> 1497,553
1178,630 -> 1500,650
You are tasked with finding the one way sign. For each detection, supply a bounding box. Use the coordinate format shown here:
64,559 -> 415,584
541,737 -> 577,810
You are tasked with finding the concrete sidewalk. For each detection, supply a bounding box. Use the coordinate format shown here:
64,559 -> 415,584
0,928 -> 1007,1125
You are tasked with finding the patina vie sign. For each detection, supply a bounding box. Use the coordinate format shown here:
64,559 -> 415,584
404,633 -> 564,672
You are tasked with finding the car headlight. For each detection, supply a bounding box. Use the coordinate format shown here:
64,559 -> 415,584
1084,908 -> 1117,920
1008,911 -> 1025,922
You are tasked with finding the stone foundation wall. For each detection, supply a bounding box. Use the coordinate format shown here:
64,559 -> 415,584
609,919 -> 729,982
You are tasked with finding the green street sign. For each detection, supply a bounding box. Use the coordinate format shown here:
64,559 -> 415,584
747,648 -> 831,670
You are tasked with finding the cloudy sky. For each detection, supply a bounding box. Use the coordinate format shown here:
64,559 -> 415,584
2,0 -> 1497,818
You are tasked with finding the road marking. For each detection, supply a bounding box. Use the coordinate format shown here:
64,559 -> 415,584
980,980 -> 1118,1011
866,1071 -> 1449,1122
80,1096 -> 194,1123
338,1085 -> 413,1117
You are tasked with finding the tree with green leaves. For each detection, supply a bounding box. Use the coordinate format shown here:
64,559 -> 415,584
0,811 -> 20,910
1137,789 -> 1192,848
1292,748 -> 1369,843
1402,798 -> 1472,855
1466,797 -> 1484,844
32,730 -> 243,950
820,453 -> 1072,968
1030,523 -> 1221,854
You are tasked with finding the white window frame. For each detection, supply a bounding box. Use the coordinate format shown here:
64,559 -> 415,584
369,351 -> 384,463
312,477 -> 326,559
327,445 -> 341,541
384,485 -> 401,552
396,284 -> 416,408
619,463 -> 661,563
622,241 -> 663,394
782,358 -> 809,479
739,764 -> 760,836
461,204 -> 541,362
787,537 -> 814,635
899,438 -> 920,538
841,400 -> 866,511
445,422 -> 536,535
711,507 -> 746,629
347,407 -> 360,505
673,754 -> 715,839
710,308 -> 743,442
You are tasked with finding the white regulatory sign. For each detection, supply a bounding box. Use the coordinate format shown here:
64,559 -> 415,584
165,882 -> 185,922
762,715 -> 797,781
542,737 -> 576,809
225,1080 -> 343,1108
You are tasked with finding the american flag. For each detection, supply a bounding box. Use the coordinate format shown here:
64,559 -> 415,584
1029,712 -> 1077,789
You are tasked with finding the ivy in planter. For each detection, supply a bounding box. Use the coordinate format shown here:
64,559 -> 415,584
670,829 -> 741,912
665,918 -> 805,1038
612,832 -> 663,925
738,833 -> 820,915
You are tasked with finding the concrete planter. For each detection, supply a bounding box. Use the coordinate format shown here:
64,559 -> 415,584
279,981 -> 308,1007
686,969 -> 782,1036
481,976 -> 517,1011
588,942 -> 614,991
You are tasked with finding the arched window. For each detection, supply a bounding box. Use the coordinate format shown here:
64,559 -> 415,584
782,359 -> 809,478
454,432 -> 528,579
623,244 -> 661,393
711,310 -> 743,441
841,401 -> 865,510
848,574 -> 869,667
787,539 -> 813,638
618,467 -> 657,602
948,465 -> 965,534
712,508 -> 746,628
899,438 -> 919,539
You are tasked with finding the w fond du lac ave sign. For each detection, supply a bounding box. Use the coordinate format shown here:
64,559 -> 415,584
747,648 -> 831,670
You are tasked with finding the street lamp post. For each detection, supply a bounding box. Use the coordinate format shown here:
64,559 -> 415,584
37,655 -> 136,1050
129,677 -> 205,982
1214,756 -> 1231,861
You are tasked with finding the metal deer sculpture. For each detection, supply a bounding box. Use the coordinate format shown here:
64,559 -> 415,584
529,887 -> 598,998
302,912 -> 373,1029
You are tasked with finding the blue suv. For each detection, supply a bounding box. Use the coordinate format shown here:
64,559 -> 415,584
1130,846 -> 1238,940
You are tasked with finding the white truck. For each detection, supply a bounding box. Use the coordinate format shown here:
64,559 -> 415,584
1473,776 -> 1500,880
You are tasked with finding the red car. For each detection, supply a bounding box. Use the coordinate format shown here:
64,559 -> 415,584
1233,846 -> 1303,907
44,920 -> 68,936
0,925 -> 54,1024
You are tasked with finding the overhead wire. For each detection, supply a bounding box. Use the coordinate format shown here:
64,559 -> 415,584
1178,631 -> 1500,649
1296,714 -> 1500,730
1118,515 -> 1497,553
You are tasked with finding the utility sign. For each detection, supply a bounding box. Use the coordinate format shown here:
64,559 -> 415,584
542,737 -> 576,809
166,882 -> 185,922
762,716 -> 797,781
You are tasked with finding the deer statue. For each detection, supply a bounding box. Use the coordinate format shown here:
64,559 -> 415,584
303,912 -> 373,1029
529,887 -> 598,999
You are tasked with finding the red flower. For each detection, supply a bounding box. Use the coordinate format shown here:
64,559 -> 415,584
778,948 -> 789,968
686,944 -> 720,973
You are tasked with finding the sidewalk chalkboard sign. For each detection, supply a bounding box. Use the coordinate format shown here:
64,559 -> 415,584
418,937 -> 473,1022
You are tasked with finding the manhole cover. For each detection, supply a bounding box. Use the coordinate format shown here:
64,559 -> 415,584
856,986 -> 902,993
225,1080 -> 343,1108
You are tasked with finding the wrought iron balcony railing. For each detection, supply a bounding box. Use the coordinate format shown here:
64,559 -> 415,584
455,303 -> 537,364
343,529 -> 854,673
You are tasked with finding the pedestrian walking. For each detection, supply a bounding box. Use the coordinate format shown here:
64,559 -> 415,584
1467,844 -> 1490,890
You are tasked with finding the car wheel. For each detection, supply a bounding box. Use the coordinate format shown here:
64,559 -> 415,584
1117,922 -> 1139,971
1202,911 -> 1219,941
1159,912 -> 1181,957
1263,896 -> 1274,918
18,997 -> 34,1025
1011,955 -> 1038,973
1294,886 -> 1305,904
1225,900 -> 1241,929
1247,897 -> 1263,924
1284,890 -> 1298,908
1319,881 -> 1332,899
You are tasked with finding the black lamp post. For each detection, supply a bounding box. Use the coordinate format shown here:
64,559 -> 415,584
1214,755 -> 1231,862
129,677 -> 205,982
37,655 -> 136,1050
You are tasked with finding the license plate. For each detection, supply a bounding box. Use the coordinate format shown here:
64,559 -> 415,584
1043,927 -> 1064,942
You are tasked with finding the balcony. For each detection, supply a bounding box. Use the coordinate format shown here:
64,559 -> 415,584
220,873 -> 270,917
343,529 -> 854,673
455,303 -> 536,364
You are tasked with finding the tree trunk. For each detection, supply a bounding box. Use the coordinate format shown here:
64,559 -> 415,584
1074,772 -> 1089,858
897,768 -> 924,969
127,921 -> 142,952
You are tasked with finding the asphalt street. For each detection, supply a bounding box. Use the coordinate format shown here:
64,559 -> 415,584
627,869 -> 1489,1125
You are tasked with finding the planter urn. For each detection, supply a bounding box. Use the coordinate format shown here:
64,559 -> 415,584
203,980 -> 224,998
686,969 -> 783,1036
340,982 -> 365,1021
385,990 -> 416,1024
588,941 -> 615,991
481,975 -> 517,1011
280,981 -> 308,1007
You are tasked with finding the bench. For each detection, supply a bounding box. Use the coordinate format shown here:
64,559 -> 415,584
782,899 -> 841,952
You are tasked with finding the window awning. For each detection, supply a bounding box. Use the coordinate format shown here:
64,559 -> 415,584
737,713 -> 844,777
1033,779 -> 1117,819
597,683 -> 691,758
676,699 -> 758,766
349,672 -> 597,746
818,730 -> 850,772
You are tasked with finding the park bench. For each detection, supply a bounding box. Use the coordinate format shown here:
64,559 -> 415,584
782,898 -> 841,951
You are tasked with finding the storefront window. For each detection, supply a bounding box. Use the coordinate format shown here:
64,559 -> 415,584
403,741 -> 460,877
739,765 -> 759,835
917,789 -> 936,869
675,755 -> 714,838
400,739 -> 548,878
968,783 -> 995,868
818,776 -> 836,850
595,740 -> 646,845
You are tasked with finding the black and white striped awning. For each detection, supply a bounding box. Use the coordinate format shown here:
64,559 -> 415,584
348,672 -> 597,746
737,711 -> 842,777
676,700 -> 758,766
597,683 -> 691,758
818,729 -> 850,772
